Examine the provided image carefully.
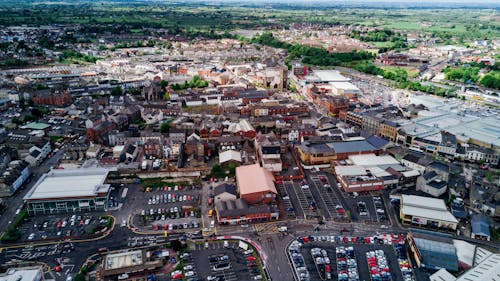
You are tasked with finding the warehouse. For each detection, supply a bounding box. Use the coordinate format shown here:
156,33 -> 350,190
400,194 -> 458,230
235,164 -> 277,205
24,168 -> 114,215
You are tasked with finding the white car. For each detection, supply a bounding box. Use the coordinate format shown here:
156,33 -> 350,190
185,271 -> 194,277
184,265 -> 193,271
301,184 -> 309,189
121,220 -> 127,227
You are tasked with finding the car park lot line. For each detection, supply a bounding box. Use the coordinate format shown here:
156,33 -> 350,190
285,181 -> 306,219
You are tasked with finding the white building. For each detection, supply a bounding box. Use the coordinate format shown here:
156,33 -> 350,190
24,141 -> 51,167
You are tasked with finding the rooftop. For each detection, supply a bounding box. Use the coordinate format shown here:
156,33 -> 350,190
348,154 -> 399,167
24,168 -> 114,201
402,195 -> 458,223
236,164 -> 277,196
0,267 -> 42,281
104,250 -> 143,270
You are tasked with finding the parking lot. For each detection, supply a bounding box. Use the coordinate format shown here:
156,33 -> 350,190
293,238 -> 407,281
131,183 -> 203,233
186,240 -> 264,281
284,180 -> 321,220
18,213 -> 105,241
308,174 -> 349,221
276,182 -> 297,219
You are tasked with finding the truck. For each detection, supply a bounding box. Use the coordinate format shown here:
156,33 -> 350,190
141,160 -> 148,170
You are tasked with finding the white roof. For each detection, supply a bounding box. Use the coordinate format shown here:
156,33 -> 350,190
401,195 -> 458,223
312,70 -> 350,82
105,250 -> 143,270
24,168 -> 112,200
0,267 -> 42,281
430,268 -> 456,281
402,169 -> 420,177
348,154 -> 400,167
457,254 -> 500,281
367,166 -> 391,177
219,150 -> 242,164
329,81 -> 360,91
453,240 -> 475,267
113,145 -> 125,153
334,165 -> 367,176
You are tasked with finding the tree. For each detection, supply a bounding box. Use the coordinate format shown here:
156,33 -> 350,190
211,164 -> 224,178
110,86 -> 123,96
159,80 -> 168,89
160,122 -> 170,134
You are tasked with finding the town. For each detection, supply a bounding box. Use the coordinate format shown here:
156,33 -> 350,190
0,1 -> 499,281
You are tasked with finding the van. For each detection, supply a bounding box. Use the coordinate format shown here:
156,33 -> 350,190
205,242 -> 209,249
210,220 -> 215,228
223,240 -> 229,248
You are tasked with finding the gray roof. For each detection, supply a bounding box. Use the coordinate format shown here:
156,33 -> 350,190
214,184 -> 237,197
330,141 -> 376,153
215,198 -> 273,218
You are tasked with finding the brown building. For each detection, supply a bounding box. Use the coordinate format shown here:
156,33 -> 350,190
31,90 -> 72,106
235,164 -> 277,205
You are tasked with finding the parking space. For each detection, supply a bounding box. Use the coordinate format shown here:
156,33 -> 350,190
189,240 -> 263,281
286,180 -> 321,220
308,174 -> 348,221
345,195 -> 379,223
18,213 -> 105,241
276,182 -> 297,218
131,183 -> 203,233
296,240 -> 405,281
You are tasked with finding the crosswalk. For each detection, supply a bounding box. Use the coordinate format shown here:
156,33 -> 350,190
253,222 -> 279,234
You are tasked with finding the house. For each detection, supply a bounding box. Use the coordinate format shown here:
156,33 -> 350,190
236,164 -> 277,205
24,141 -> 51,167
471,214 -> 490,241
416,171 -> 448,197
255,132 -> 282,172
213,183 -> 237,204
426,162 -> 450,182
169,128 -> 186,143
219,150 -> 242,166
400,153 -> 432,174
0,160 -> 31,197
465,146 -> 499,165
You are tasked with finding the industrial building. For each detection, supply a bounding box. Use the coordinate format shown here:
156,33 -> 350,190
400,194 -> 458,230
24,168 -> 114,215
430,253 -> 500,281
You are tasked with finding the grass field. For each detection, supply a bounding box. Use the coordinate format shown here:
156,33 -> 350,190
380,65 -> 420,79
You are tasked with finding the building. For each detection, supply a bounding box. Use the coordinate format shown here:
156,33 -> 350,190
297,140 -> 380,166
430,253 -> 500,281
400,194 -> 458,230
407,228 -> 459,271
465,146 -> 499,165
471,214 -> 490,241
255,132 -> 282,172
214,183 -> 237,204
416,171 -> 448,197
215,198 -> 279,225
0,266 -> 44,281
218,150 -> 242,166
24,141 -> 51,167
334,165 -> 384,193
235,164 -> 277,205
98,249 -> 165,281
24,168 -> 114,215
0,160 -> 31,197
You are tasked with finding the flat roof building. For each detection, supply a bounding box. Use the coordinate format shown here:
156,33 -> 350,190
400,194 -> 458,230
99,249 -> 164,280
0,266 -> 43,281
24,168 -> 114,214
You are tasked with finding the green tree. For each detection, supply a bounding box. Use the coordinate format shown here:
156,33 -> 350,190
160,122 -> 170,133
159,80 -> 168,88
110,86 -> 123,96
